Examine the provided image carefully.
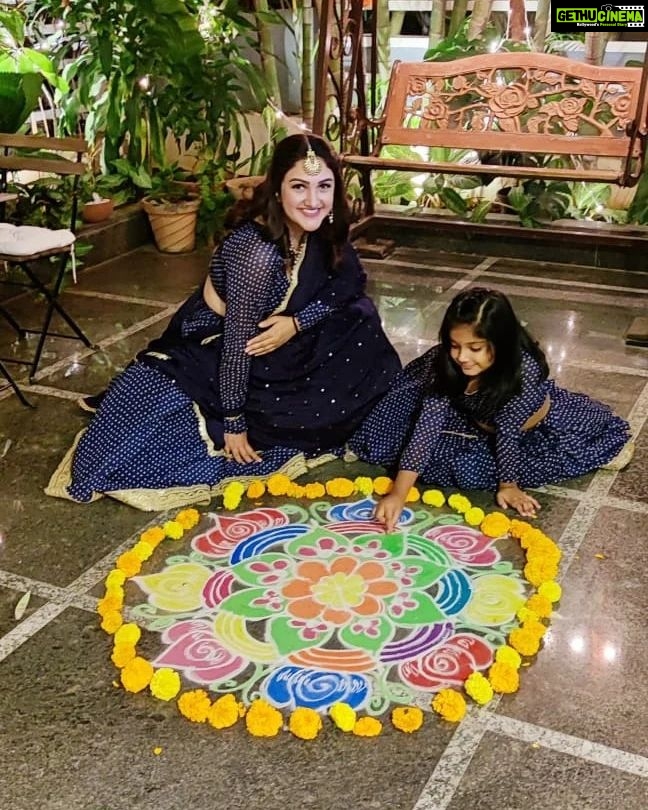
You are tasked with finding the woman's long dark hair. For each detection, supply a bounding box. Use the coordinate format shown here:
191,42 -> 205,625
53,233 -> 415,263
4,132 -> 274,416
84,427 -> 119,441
431,287 -> 549,413
225,133 -> 352,268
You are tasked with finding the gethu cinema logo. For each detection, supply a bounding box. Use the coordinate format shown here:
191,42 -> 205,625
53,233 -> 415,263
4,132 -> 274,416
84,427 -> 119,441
556,7 -> 644,24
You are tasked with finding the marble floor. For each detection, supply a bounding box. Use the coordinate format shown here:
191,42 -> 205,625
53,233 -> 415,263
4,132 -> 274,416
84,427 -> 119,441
0,237 -> 647,810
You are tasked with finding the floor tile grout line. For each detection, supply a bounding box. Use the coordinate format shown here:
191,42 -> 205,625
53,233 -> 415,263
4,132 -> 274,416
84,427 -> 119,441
412,708 -> 494,810
65,289 -> 173,308
365,257 -> 648,298
487,713 -> 648,778
0,514 -> 168,660
29,303 -> 179,382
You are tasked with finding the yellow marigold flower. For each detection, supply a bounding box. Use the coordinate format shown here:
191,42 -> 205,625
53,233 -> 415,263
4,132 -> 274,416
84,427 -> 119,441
495,645 -> 522,670
326,477 -> 355,498
518,527 -> 548,550
177,689 -> 212,723
509,627 -> 541,657
352,717 -> 382,737
304,482 -> 326,499
223,493 -> 242,510
538,580 -> 562,603
405,487 -> 420,503
525,593 -> 552,619
522,619 -> 547,639
516,606 -> 539,625
431,688 -> 467,723
391,706 -> 424,733
464,672 -> 493,705
114,622 -> 141,646
140,526 -> 166,548
97,593 -> 124,617
286,483 -> 306,498
329,702 -> 356,732
163,520 -> 184,540
422,489 -> 445,508
175,508 -> 200,530
480,512 -> 511,538
524,560 -> 558,587
289,707 -> 322,740
104,582 -> 124,599
448,493 -> 471,514
150,668 -> 181,702
509,519 -> 533,540
120,656 -> 154,693
246,480 -> 266,500
116,550 -> 142,578
488,661 -> 520,694
373,476 -> 393,496
105,569 -> 126,589
100,610 -> 123,635
132,540 -> 154,562
267,473 -> 292,496
245,699 -> 283,737
354,476 -> 374,496
526,545 -> 561,568
207,694 -> 245,729
464,506 -> 485,526
111,642 -> 137,669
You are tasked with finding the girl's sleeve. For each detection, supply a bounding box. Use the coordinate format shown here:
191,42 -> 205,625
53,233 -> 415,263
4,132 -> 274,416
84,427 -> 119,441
214,228 -> 279,434
493,355 -> 546,484
399,396 -> 449,473
293,243 -> 367,331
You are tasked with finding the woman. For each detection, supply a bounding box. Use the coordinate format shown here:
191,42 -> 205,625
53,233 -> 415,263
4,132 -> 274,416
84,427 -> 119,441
47,135 -> 401,510
350,287 -> 632,526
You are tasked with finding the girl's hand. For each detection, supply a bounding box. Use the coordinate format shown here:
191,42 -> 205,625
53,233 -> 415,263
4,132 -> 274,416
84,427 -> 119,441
224,432 -> 262,464
375,492 -> 407,533
496,484 -> 540,518
245,316 -> 297,356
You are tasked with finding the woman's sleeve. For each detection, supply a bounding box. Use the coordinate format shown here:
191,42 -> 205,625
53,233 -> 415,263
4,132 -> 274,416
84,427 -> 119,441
399,396 -> 449,473
215,227 -> 279,434
493,355 -> 546,484
293,243 -> 367,331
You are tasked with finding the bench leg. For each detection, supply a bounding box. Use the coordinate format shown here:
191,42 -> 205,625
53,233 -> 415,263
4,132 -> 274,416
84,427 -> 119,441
0,360 -> 34,407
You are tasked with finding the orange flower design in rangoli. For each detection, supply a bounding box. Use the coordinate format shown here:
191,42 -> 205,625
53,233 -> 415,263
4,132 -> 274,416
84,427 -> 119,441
281,557 -> 398,625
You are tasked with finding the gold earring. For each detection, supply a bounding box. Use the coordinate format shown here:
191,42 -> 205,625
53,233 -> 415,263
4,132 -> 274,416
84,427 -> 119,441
328,210 -> 334,224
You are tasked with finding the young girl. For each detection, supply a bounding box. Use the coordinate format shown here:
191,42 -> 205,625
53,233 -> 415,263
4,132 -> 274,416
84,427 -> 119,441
350,287 -> 633,528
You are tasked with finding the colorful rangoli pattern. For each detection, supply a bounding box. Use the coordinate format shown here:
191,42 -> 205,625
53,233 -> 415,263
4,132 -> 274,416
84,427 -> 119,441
131,499 -> 528,715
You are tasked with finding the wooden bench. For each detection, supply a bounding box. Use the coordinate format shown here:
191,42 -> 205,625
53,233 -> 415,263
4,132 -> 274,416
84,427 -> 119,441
344,52 -> 648,219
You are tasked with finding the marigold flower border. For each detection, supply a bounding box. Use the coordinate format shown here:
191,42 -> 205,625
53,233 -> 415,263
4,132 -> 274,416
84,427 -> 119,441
98,475 -> 562,739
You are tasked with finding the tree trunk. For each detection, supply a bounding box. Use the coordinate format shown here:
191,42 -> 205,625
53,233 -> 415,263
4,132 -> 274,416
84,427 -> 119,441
533,0 -> 551,51
254,0 -> 282,107
584,32 -> 610,65
428,0 -> 446,48
301,0 -> 314,126
448,0 -> 468,38
376,0 -> 391,82
509,0 -> 526,42
468,0 -> 493,40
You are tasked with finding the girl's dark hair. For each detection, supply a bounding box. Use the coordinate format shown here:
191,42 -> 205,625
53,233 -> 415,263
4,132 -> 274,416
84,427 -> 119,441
432,287 -> 549,412
225,133 -> 352,268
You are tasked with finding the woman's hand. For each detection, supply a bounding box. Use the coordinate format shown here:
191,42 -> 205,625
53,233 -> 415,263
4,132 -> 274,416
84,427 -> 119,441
375,492 -> 408,533
224,432 -> 262,464
496,483 -> 540,518
245,315 -> 297,356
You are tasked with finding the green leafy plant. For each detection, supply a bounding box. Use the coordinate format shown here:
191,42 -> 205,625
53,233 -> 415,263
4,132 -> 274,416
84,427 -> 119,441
0,6 -> 66,132
506,180 -> 572,227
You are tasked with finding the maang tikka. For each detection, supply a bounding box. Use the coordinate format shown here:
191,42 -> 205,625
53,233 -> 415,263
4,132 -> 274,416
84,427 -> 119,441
303,145 -> 323,176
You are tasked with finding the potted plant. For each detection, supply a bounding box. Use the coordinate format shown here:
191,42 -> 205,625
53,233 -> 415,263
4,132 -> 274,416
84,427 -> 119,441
141,166 -> 200,253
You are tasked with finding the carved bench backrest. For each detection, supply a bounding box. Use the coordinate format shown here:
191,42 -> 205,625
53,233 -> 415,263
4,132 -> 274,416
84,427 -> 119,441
380,54 -> 645,160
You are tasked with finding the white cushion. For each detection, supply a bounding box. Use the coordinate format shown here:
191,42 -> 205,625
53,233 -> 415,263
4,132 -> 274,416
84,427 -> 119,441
0,224 -> 75,256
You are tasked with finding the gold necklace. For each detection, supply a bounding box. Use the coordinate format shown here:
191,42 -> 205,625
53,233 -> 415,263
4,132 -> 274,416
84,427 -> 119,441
285,232 -> 307,275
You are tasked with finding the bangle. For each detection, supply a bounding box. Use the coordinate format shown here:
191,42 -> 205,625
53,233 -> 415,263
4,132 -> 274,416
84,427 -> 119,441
292,315 -> 299,332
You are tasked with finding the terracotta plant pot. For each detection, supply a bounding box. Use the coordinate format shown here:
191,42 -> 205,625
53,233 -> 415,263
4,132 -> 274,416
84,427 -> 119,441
81,198 -> 114,223
141,196 -> 201,253
225,175 -> 265,201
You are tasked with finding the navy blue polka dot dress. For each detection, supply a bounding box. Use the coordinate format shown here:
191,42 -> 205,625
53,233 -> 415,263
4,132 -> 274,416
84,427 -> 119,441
53,223 -> 401,509
350,345 -> 630,490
